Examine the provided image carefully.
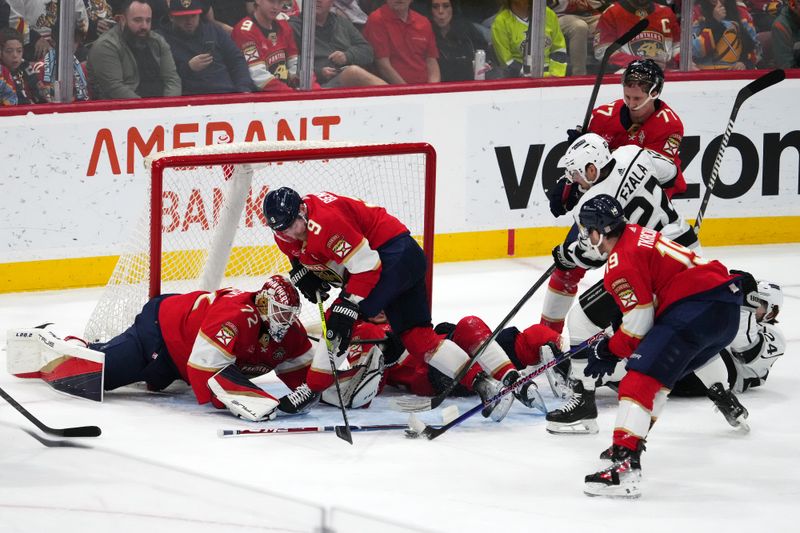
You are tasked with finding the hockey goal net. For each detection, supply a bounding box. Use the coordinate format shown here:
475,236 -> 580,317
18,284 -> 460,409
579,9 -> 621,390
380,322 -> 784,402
84,141 -> 436,343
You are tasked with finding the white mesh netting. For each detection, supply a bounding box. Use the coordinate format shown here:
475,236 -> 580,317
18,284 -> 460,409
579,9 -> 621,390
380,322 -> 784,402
84,141 -> 433,343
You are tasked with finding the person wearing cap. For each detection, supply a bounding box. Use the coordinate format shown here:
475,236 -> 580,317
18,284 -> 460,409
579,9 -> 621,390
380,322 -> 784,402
87,0 -> 181,99
158,0 -> 254,94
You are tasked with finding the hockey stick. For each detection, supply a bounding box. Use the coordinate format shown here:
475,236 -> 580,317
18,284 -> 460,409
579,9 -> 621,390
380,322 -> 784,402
408,333 -> 602,440
581,19 -> 648,132
395,263 -> 557,413
693,69 -> 785,233
218,424 -> 410,438
317,293 -> 353,444
306,335 -> 388,345
0,386 -> 101,437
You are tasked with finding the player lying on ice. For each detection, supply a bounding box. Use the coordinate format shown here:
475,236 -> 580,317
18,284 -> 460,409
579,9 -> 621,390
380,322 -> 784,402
8,275 -> 335,422
547,272 -> 785,434
263,186 -> 537,420
570,194 -> 748,499
295,312 -> 564,417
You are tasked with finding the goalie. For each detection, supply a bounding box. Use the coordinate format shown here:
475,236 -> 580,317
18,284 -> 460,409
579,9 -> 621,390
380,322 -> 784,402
7,275 -> 324,422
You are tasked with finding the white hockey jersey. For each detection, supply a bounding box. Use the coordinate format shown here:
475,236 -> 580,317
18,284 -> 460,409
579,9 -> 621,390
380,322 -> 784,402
570,145 -> 697,269
726,310 -> 785,393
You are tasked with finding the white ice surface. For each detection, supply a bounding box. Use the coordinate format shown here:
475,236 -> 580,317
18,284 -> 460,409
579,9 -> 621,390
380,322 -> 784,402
1,245 -> 798,532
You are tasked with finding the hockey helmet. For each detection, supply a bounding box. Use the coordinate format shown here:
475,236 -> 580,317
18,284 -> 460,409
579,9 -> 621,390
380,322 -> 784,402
558,133 -> 612,185
623,59 -> 665,97
578,194 -> 626,237
255,275 -> 302,341
752,281 -> 783,323
263,187 -> 302,231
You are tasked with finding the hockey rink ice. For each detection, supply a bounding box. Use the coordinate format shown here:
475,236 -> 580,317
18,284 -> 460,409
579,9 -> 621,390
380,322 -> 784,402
1,244 -> 797,532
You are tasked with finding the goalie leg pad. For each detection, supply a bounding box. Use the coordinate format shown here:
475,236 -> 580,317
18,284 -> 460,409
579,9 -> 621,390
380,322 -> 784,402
208,365 -> 278,422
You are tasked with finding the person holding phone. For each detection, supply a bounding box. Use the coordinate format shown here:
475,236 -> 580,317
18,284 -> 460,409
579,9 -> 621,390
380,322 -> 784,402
159,0 -> 254,95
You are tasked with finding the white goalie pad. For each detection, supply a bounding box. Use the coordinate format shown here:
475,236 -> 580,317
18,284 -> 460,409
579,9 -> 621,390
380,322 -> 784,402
6,327 -> 106,402
322,346 -> 385,408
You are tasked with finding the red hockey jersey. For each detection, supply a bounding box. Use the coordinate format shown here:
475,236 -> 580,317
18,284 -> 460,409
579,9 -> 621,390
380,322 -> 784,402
603,225 -> 734,358
588,98 -> 686,196
275,192 -> 410,300
158,288 -> 312,404
231,16 -> 298,91
594,2 -> 680,71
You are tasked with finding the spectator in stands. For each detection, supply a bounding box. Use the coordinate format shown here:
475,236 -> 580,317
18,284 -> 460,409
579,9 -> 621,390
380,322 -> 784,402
87,0 -> 181,99
0,28 -> 50,103
548,0 -> 605,76
747,1 -> 785,32
772,0 -> 800,67
691,0 -> 760,70
0,63 -> 14,104
491,0 -> 567,77
363,0 -> 440,84
231,0 -> 315,91
8,0 -> 88,60
1,1 -> 10,30
207,0 -> 255,33
429,0 -> 490,81
160,0 -> 253,94
84,0 -> 115,44
40,21 -> 92,101
333,0 -> 369,28
289,0 -> 386,87
595,0 -> 679,72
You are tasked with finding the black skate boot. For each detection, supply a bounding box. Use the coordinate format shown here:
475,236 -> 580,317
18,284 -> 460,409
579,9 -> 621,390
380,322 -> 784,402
473,371 -> 514,422
278,383 -> 321,415
584,444 -> 643,499
503,370 -> 547,414
706,382 -> 749,430
545,381 -> 598,434
599,440 -> 646,461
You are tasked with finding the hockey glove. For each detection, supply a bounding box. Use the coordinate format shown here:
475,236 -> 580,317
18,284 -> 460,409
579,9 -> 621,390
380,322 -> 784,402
584,337 -> 620,379
290,260 -> 331,303
326,298 -> 360,356
547,177 -> 583,217
566,125 -> 584,143
379,331 -> 406,367
552,243 -> 577,271
730,269 -> 759,310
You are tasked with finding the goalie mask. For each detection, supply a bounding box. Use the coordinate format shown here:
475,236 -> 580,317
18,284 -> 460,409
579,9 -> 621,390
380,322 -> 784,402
558,133 -> 612,187
752,281 -> 783,323
255,276 -> 301,341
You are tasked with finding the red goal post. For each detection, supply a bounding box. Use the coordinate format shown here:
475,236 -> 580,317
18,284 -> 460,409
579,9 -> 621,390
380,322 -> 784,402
84,141 -> 437,342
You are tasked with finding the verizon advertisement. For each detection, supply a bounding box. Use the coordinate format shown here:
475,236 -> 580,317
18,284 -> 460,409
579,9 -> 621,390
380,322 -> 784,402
1,78 -> 798,265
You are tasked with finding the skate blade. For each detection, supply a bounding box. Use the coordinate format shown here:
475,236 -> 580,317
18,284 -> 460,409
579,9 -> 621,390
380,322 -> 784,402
389,396 -> 433,413
525,388 -> 548,415
583,486 -> 641,499
546,419 -> 599,435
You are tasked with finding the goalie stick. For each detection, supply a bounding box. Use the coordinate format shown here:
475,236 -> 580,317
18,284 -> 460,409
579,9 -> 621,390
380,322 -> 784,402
318,292 -> 353,444
581,19 -> 648,132
0,386 -> 101,437
693,69 -> 785,233
408,333 -> 603,440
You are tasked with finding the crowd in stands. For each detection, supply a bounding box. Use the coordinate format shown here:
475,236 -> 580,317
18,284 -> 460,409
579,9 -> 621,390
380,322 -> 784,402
0,0 -> 798,105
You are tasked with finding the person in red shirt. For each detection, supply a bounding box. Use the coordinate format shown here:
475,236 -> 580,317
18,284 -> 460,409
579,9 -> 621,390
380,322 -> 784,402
575,195 -> 744,499
85,275 -> 318,421
594,0 -> 680,71
231,0 -> 308,91
263,187 -> 517,421
363,0 -> 440,84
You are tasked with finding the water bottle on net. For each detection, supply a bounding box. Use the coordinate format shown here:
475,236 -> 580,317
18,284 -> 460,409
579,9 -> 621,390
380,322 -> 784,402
473,49 -> 486,81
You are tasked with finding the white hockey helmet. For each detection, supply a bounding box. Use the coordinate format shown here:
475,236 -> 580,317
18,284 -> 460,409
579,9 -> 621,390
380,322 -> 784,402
752,281 -> 783,323
557,133 -> 612,186
255,275 -> 302,341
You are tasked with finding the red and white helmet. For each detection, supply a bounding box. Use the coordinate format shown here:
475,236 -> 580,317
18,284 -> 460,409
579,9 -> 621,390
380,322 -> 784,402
254,275 -> 301,341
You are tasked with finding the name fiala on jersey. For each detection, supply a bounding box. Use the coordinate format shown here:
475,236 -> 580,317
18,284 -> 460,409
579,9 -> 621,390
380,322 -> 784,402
618,163 -> 649,203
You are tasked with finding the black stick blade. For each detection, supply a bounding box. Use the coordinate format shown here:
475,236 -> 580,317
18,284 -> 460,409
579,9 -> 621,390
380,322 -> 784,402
736,69 -> 785,107
62,425 -> 102,438
335,425 -> 353,445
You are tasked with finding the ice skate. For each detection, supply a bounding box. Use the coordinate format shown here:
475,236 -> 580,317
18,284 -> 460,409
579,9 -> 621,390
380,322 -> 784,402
503,370 -> 547,414
473,372 -> 514,422
706,383 -> 749,431
278,384 -> 320,415
584,444 -> 642,499
545,381 -> 598,434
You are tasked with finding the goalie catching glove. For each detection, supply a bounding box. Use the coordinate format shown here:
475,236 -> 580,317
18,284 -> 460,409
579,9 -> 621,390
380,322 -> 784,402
208,365 -> 279,421
326,298 -> 360,356
290,259 -> 331,303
